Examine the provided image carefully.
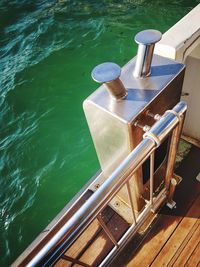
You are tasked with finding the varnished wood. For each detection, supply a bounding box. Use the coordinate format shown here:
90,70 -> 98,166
55,259 -> 71,267
76,207 -> 129,266
55,205 -> 129,267
64,219 -> 100,260
170,224 -> 200,267
185,242 -> 200,267
62,255 -> 91,267
151,195 -> 200,267
182,134 -> 200,149
126,214 -> 182,267
111,145 -> 200,267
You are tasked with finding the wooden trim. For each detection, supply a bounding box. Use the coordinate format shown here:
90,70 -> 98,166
181,134 -> 200,148
61,255 -> 91,267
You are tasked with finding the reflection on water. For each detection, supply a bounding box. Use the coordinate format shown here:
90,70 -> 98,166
0,0 -> 198,265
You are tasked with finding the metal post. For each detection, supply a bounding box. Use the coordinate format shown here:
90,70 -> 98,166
165,111 -> 186,189
150,151 -> 155,205
166,178 -> 178,209
133,30 -> 162,78
92,62 -> 127,100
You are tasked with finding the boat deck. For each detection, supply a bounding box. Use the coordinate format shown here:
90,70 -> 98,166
112,144 -> 200,267
54,193 -> 130,267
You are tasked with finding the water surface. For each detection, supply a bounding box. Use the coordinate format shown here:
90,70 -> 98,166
0,0 -> 199,266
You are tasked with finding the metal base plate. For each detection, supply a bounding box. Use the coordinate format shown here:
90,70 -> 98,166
166,200 -> 176,209
196,172 -> 200,182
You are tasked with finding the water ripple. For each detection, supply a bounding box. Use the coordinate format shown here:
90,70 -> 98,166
0,1 -> 197,266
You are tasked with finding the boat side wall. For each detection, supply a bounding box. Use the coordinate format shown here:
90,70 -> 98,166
155,4 -> 200,143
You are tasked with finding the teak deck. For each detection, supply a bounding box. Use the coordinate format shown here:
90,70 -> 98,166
55,144 -> 200,267
112,145 -> 200,267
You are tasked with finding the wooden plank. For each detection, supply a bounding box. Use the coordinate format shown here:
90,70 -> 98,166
79,210 -> 129,266
55,258 -> 87,267
79,232 -> 112,266
54,205 -> 129,267
169,223 -> 200,267
182,134 -> 200,149
64,206 -> 115,260
54,259 -> 71,267
126,214 -> 181,267
65,219 -> 100,259
151,195 -> 200,267
62,255 -> 91,267
186,242 -> 200,267
126,195 -> 200,267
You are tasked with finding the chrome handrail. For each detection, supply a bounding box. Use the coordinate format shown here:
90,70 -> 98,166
26,101 -> 187,267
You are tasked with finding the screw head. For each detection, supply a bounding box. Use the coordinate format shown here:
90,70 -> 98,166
134,29 -> 162,45
91,62 -> 121,83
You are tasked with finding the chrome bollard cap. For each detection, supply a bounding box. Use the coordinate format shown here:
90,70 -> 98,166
134,29 -> 162,45
91,62 -> 127,100
91,62 -> 121,83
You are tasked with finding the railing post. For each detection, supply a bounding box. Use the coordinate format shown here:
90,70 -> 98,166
165,112 -> 186,189
150,151 -> 155,205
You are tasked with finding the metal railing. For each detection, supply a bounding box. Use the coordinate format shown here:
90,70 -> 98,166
25,101 -> 187,267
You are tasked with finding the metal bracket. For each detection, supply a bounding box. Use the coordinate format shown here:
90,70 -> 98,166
134,120 -> 150,132
166,200 -> 176,209
173,173 -> 182,184
196,173 -> 200,182
166,173 -> 182,209
146,110 -> 161,121
143,131 -> 161,147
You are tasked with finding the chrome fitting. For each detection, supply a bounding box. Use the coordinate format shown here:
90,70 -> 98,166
165,109 -> 181,121
166,200 -> 176,209
133,29 -> 162,78
146,110 -> 161,121
134,120 -> 150,132
143,131 -> 161,147
91,62 -> 127,100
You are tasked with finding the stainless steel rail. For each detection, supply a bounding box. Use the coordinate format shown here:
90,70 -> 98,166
26,101 -> 187,267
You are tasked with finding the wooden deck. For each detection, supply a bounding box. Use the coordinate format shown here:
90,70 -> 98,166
112,145 -> 200,267
124,194 -> 200,267
55,200 -> 129,267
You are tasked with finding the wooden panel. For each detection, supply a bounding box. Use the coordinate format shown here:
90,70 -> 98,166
65,219 -> 100,259
169,223 -> 200,266
64,205 -> 123,261
79,209 -> 129,266
186,242 -> 200,267
54,259 -> 71,267
151,195 -> 200,267
54,205 -> 129,267
126,214 -> 181,267
79,233 -> 112,266
125,195 -> 200,267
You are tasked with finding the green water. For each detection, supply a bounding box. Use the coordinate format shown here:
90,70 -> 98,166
0,1 -> 199,266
